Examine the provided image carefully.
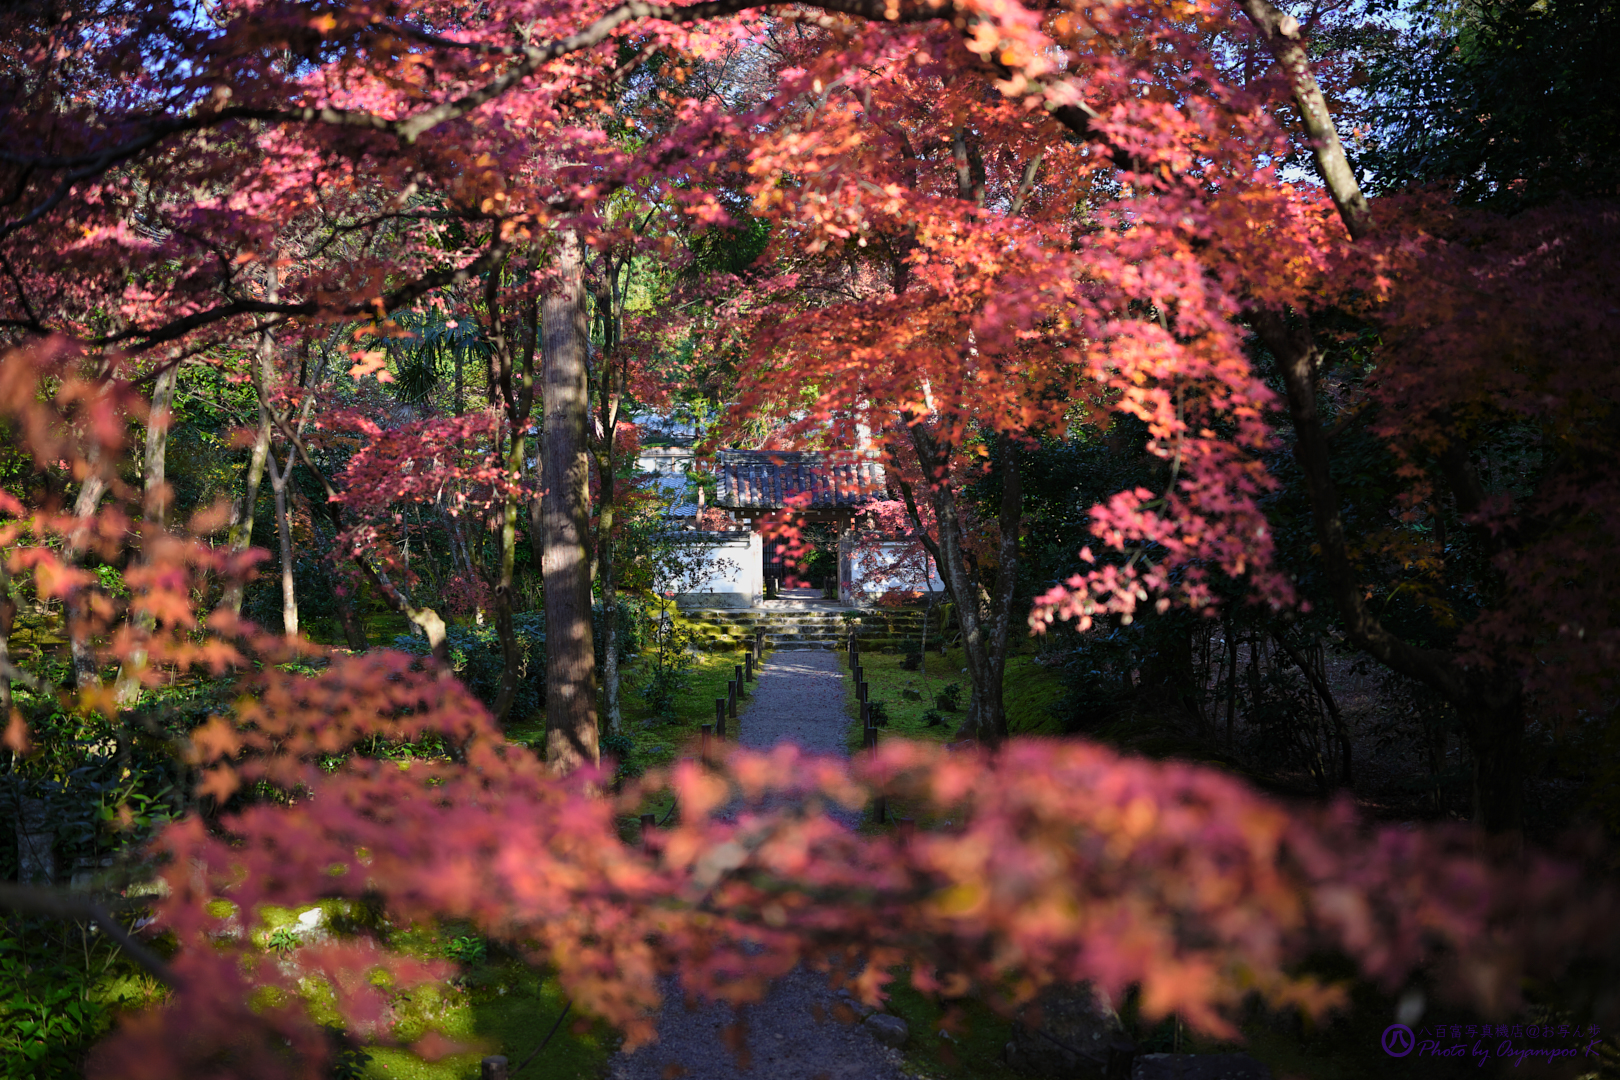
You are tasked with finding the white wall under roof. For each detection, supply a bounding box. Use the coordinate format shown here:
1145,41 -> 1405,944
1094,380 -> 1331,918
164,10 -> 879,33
841,539 -> 943,604
670,532 -> 762,610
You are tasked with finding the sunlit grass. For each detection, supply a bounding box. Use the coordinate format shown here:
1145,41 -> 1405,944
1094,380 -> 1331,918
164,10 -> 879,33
841,645 -> 1067,754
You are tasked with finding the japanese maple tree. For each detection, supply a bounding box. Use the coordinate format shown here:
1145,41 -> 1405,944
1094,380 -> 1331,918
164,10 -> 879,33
0,0 -> 1617,1074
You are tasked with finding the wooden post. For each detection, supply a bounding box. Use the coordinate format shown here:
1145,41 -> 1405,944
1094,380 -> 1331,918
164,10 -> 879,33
715,698 -> 727,740
895,817 -> 915,840
744,653 -> 753,682
481,1056 -> 509,1080
859,680 -> 868,705
727,679 -> 737,719
873,793 -> 887,825
701,723 -> 712,763
639,813 -> 656,847
733,664 -> 744,698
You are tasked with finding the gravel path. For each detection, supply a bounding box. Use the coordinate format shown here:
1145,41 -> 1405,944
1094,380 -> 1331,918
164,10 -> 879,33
610,650 -> 907,1080
733,650 -> 855,757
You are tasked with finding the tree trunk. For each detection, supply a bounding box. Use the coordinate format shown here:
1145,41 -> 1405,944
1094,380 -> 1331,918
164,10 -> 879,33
599,470 -> 622,735
1224,619 -> 1239,747
266,406 -> 450,664
594,281 -> 624,736
268,445 -> 298,638
540,230 -> 599,772
224,263 -> 280,615
0,555 -> 15,714
113,361 -> 179,708
492,427 -> 525,724
222,412 -> 271,615
331,571 -> 368,651
1465,685 -> 1525,835
66,457 -> 109,691
488,286 -> 539,726
306,488 -> 367,652
900,425 -> 1019,745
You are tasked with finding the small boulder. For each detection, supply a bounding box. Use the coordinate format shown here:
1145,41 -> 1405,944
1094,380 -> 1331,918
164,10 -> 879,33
901,688 -> 922,701
864,1013 -> 910,1048
1006,982 -> 1126,1078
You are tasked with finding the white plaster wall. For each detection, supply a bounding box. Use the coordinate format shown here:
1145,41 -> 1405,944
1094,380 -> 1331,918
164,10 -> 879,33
673,532 -> 762,609
843,539 -> 943,602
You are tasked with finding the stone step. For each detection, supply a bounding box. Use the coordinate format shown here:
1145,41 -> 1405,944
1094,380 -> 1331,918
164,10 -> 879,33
689,608 -> 933,622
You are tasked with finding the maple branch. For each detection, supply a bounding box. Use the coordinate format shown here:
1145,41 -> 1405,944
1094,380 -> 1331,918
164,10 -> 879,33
0,658 -> 50,695
1236,0 -> 1372,240
94,240 -> 512,353
1009,151 -> 1044,216
1,0 -> 933,206
261,407 -> 451,661
895,476 -> 948,591
0,883 -> 178,987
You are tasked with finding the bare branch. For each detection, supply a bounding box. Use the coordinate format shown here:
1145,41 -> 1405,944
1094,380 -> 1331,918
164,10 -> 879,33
0,882 -> 178,987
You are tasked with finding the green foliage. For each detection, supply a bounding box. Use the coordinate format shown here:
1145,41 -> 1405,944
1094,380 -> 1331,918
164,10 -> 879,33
445,935 -> 488,967
0,916 -> 160,1080
394,613 -> 547,720
1,694 -> 196,884
391,602 -> 644,721
879,967 -> 1017,1080
1058,625 -> 1154,730
385,313 -> 487,408
598,597 -> 647,661
0,950 -> 104,1079
638,597 -> 698,724
843,650 -> 1063,753
685,205 -> 772,278
599,732 -> 644,786
323,1028 -> 374,1080
1363,0 -> 1620,207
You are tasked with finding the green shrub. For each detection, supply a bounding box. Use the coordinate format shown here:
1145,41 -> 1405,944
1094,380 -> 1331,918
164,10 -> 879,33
394,612 -> 547,718
599,732 -> 644,785
391,601 -> 644,719
446,935 -> 488,966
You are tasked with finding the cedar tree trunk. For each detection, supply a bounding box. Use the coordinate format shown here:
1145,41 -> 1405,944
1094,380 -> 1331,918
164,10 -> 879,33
112,361 -> 178,708
541,230 -> 599,771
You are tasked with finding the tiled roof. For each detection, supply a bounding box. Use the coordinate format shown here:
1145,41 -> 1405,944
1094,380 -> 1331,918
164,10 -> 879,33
714,450 -> 885,510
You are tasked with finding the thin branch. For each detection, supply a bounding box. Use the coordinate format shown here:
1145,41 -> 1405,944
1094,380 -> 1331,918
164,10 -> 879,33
97,240 -> 512,353
1009,151 -> 1044,216
0,882 -> 178,987
0,251 -> 42,331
